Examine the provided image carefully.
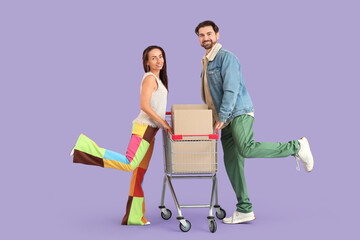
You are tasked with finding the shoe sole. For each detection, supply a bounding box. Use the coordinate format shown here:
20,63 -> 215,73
301,137 -> 314,172
223,216 -> 256,224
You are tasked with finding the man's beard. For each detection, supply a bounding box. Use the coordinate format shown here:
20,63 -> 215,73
202,40 -> 216,50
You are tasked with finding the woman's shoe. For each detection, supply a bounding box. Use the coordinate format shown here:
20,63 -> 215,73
70,147 -> 75,156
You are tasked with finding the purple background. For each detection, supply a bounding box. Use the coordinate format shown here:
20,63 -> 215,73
1,0 -> 359,239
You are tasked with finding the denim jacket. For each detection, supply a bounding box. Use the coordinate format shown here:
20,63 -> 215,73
202,47 -> 254,123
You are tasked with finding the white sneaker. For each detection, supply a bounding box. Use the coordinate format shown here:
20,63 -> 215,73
144,221 -> 151,225
295,137 -> 314,172
70,147 -> 75,156
222,210 -> 256,224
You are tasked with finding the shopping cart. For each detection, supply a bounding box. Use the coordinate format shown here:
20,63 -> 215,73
158,112 -> 226,233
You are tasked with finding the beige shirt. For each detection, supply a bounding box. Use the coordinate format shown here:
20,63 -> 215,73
201,43 -> 254,130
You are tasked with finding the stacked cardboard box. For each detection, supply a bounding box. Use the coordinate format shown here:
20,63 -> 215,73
171,104 -> 213,135
168,104 -> 217,173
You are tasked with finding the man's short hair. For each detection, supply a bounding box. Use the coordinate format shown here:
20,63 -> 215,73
195,20 -> 219,36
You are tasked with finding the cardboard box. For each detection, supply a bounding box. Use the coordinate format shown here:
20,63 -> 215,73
165,135 -> 217,174
172,104 -> 209,111
165,104 -> 217,173
171,104 -> 213,135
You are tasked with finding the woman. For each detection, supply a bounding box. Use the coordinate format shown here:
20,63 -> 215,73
71,45 -> 171,226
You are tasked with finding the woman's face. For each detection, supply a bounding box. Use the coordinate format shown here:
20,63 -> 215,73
147,48 -> 164,72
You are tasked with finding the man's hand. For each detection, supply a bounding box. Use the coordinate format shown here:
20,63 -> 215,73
214,121 -> 224,134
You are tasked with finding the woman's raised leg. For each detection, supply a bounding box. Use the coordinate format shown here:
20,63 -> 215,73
72,123 -> 158,172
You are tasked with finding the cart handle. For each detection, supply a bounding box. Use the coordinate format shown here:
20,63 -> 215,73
165,112 -> 219,140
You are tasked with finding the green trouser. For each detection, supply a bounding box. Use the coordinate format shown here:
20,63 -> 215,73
221,114 -> 300,213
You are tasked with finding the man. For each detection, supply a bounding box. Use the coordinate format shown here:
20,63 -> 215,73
195,20 -> 314,224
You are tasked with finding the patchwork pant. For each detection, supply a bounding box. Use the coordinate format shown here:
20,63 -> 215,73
73,123 -> 158,225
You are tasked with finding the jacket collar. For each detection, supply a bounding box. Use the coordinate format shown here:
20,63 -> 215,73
205,43 -> 222,62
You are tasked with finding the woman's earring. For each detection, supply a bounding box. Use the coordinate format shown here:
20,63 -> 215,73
147,65 -> 150,72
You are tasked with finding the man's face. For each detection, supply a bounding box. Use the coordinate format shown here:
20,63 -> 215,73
198,26 -> 219,50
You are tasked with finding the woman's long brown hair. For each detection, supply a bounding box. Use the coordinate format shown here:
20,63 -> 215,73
142,45 -> 168,91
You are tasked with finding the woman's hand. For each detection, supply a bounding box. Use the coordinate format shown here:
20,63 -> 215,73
162,120 -> 172,133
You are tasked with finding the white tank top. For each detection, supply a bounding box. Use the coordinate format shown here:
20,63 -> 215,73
133,72 -> 168,128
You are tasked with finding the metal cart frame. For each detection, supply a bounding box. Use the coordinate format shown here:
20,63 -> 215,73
158,113 -> 226,233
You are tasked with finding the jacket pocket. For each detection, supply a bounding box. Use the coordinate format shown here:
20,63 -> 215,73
207,70 -> 222,87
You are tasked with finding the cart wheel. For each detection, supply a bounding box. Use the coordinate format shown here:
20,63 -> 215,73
209,219 -> 217,233
215,208 -> 226,220
179,220 -> 191,232
161,209 -> 172,220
